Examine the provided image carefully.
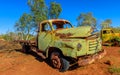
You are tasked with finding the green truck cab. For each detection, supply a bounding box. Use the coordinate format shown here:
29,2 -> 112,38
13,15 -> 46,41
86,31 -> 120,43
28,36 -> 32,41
20,19 -> 106,72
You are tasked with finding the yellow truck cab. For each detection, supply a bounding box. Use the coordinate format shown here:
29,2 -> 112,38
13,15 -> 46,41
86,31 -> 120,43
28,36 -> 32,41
101,28 -> 120,46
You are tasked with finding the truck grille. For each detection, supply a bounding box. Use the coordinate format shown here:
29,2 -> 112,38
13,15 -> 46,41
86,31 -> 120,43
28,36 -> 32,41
89,39 -> 98,51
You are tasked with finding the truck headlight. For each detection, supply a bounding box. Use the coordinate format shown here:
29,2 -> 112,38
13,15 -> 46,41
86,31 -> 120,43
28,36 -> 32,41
77,43 -> 82,51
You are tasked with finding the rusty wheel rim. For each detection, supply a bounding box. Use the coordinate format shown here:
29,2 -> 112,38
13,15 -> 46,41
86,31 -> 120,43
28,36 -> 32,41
51,53 -> 61,69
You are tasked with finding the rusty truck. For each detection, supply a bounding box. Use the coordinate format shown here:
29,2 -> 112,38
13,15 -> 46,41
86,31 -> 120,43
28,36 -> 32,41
17,19 -> 106,72
101,28 -> 120,46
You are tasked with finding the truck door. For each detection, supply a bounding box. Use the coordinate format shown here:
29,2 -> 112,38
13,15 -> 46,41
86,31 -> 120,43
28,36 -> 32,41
38,23 -> 53,51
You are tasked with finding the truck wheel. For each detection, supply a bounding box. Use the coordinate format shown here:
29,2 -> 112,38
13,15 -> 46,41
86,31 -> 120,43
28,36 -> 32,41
114,40 -> 120,46
22,45 -> 31,54
50,52 -> 70,72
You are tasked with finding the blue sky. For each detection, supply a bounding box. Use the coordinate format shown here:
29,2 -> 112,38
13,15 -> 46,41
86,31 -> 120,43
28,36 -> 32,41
0,0 -> 120,34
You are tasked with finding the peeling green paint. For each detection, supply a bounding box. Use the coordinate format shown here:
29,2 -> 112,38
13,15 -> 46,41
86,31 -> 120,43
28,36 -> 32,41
38,19 -> 102,58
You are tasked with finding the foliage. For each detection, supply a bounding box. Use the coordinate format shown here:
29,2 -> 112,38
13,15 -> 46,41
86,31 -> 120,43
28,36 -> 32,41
112,27 -> 120,33
15,0 -> 62,40
49,2 -> 62,19
0,35 -> 2,39
108,66 -> 120,74
0,31 -> 34,41
15,13 -> 33,40
0,32 -> 17,41
77,12 -> 96,27
28,0 -> 48,26
27,0 -> 62,26
101,19 -> 112,29
118,50 -> 120,53
114,36 -> 120,42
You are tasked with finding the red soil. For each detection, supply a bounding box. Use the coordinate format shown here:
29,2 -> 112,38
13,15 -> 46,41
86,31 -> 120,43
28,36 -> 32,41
0,41 -> 120,75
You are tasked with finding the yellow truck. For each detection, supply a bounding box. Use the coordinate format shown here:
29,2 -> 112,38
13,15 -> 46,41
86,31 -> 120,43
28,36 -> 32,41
101,28 -> 120,46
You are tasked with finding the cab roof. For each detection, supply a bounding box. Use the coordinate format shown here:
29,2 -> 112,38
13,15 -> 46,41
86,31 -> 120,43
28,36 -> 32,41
39,19 -> 71,25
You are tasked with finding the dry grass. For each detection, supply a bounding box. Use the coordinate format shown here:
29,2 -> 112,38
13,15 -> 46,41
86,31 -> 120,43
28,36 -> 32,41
0,40 -> 21,51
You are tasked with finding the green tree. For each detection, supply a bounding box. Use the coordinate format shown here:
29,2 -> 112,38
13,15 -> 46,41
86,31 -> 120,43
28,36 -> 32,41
15,0 -> 62,40
27,0 -> 62,27
77,12 -> 96,27
28,0 -> 48,27
15,13 -> 33,40
101,19 -> 112,29
49,2 -> 62,19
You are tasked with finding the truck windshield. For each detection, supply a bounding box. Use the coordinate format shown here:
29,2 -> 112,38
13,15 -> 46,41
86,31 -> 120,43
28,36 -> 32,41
103,30 -> 114,34
52,22 -> 73,30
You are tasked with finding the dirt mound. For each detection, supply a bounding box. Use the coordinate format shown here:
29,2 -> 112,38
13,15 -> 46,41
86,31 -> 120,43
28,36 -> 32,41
0,40 -> 21,51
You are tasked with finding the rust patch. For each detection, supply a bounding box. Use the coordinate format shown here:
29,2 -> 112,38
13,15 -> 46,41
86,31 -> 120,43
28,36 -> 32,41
62,39 -> 72,42
55,33 -> 73,38
78,49 -> 106,66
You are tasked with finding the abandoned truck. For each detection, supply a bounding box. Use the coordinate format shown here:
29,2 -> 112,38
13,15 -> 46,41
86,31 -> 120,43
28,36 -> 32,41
101,28 -> 120,46
17,19 -> 106,72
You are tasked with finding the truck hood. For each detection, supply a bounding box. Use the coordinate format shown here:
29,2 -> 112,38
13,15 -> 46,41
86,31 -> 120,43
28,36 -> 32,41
55,26 -> 93,38
114,33 -> 120,37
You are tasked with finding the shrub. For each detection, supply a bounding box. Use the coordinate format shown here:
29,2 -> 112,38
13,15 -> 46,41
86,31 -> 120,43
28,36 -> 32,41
108,66 -> 120,74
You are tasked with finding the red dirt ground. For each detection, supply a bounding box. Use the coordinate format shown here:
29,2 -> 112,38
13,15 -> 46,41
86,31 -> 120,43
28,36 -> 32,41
0,40 -> 120,75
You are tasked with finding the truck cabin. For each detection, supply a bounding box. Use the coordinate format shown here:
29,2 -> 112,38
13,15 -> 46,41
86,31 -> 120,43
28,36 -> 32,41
38,19 -> 73,32
102,29 -> 114,35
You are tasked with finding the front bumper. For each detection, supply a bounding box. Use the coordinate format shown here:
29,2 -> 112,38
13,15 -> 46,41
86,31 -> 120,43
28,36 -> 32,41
78,49 -> 106,66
